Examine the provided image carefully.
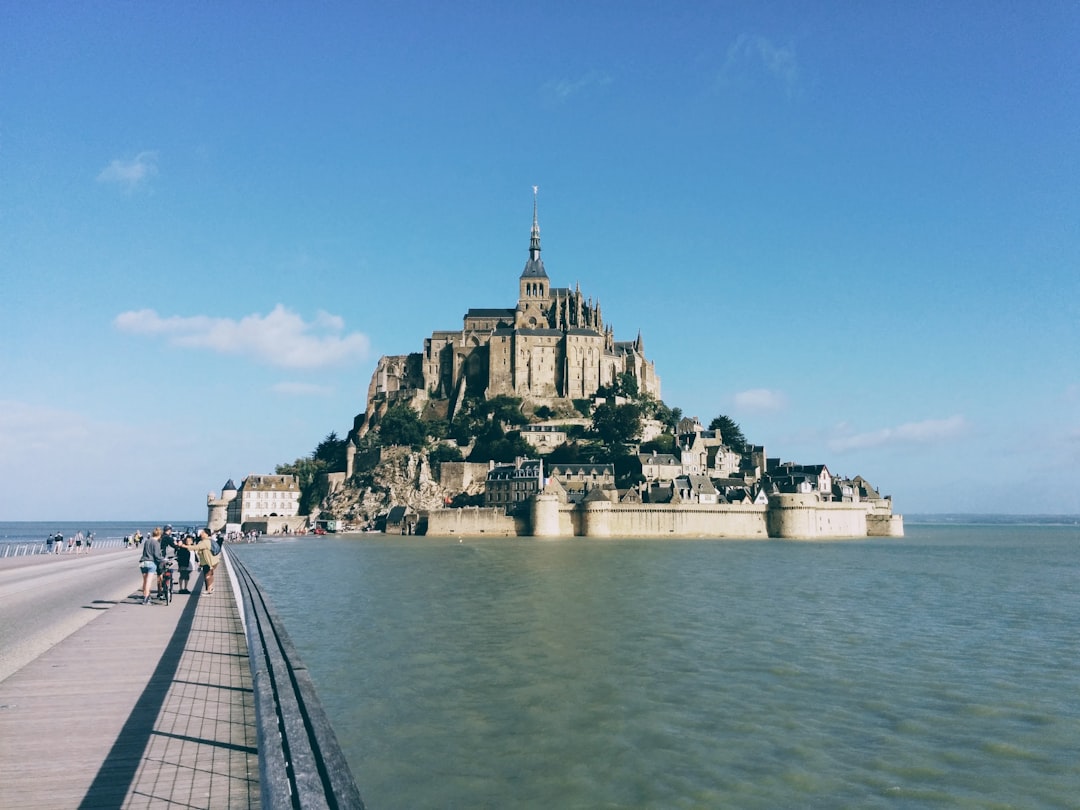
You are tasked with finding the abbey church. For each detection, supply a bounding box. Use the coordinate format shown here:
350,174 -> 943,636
360,193 -> 661,427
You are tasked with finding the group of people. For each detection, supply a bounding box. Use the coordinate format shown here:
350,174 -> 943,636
138,524 -> 222,605
45,530 -> 94,554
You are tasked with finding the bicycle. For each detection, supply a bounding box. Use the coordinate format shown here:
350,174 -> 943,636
157,559 -> 176,605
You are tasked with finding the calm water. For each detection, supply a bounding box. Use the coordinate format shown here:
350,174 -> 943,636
230,525 -> 1080,809
0,521 -> 202,545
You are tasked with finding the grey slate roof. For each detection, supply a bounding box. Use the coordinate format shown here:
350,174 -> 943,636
521,257 -> 548,278
467,308 -> 515,318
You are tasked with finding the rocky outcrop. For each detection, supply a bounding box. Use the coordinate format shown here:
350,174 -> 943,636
319,447 -> 469,525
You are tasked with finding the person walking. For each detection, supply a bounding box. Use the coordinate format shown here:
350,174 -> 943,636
182,528 -> 220,594
139,527 -> 166,605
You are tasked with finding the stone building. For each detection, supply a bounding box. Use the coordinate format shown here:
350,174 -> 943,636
206,473 -> 303,533
360,192 -> 660,431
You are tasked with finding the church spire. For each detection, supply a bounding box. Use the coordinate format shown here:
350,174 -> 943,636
529,185 -> 541,260
520,185 -> 547,281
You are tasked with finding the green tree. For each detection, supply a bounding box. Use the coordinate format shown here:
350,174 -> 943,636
313,431 -> 347,471
639,433 -> 676,455
709,414 -> 747,452
467,423 -> 532,463
483,395 -> 528,426
592,402 -> 642,448
378,404 -> 427,449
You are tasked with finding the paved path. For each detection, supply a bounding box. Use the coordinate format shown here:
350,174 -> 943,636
0,558 -> 260,809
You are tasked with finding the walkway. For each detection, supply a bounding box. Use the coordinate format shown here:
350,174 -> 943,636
0,559 -> 260,809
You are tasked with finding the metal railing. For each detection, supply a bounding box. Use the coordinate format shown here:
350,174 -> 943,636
229,553 -> 366,810
0,536 -> 131,557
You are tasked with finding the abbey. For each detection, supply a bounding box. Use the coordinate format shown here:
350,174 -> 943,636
360,192 -> 660,428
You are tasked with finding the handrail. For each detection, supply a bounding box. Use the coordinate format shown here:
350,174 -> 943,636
229,552 -> 366,810
0,536 -> 130,557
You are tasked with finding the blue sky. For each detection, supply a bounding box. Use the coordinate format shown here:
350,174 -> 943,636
2,2 -> 1077,520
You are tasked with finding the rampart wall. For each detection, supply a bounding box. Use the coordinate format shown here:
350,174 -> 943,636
423,495 -> 902,540
579,501 -> 769,538
425,506 -> 519,537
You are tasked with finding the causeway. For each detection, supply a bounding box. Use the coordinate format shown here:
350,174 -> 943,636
0,556 -> 259,809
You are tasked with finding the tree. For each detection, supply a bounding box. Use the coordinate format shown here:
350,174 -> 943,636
483,395 -> 528,427
709,414 -> 747,452
467,423 -> 532,463
276,455 -> 330,515
378,404 -> 427,449
639,433 -> 676,455
313,431 -> 347,471
592,402 -> 642,448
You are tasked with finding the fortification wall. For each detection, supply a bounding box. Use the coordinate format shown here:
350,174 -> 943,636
415,497 -> 896,540
867,513 -> 905,537
583,502 -> 769,538
425,507 -> 518,537
765,494 -> 868,539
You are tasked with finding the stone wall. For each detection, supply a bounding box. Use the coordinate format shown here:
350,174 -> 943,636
586,501 -> 770,538
425,507 -> 519,537
425,494 -> 901,540
438,461 -> 492,494
765,493 -> 869,539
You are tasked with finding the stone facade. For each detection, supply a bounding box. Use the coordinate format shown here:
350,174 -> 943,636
359,193 -> 660,432
207,474 -> 302,532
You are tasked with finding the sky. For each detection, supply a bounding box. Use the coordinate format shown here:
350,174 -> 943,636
2,1 -> 1077,520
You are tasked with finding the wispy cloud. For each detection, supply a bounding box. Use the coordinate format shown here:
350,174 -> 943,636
541,70 -> 613,103
828,415 -> 969,453
114,305 -> 370,369
734,387 -> 787,413
721,34 -> 800,97
97,151 -> 159,191
271,381 -> 334,397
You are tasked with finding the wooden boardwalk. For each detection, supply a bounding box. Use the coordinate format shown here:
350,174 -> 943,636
0,560 -> 260,809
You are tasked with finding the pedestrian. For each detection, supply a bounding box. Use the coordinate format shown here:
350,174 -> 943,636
139,527 -> 166,605
181,528 -> 220,594
175,534 -> 195,594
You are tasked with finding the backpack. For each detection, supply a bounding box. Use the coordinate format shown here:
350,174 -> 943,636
210,538 -> 222,556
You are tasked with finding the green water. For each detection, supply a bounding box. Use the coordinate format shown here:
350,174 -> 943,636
232,525 -> 1080,809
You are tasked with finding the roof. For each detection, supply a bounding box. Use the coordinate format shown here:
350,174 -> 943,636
548,463 -> 614,477
639,453 -> 680,465
520,257 -> 548,278
466,308 -> 515,319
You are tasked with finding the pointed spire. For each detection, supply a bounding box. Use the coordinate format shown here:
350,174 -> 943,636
520,185 -> 547,280
529,185 -> 541,259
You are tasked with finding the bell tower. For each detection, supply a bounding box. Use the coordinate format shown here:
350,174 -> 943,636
517,186 -> 549,328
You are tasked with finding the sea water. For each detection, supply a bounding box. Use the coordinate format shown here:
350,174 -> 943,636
231,524 -> 1080,809
0,521 -> 202,546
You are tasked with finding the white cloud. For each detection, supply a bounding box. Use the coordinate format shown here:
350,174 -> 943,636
733,388 -> 787,412
114,305 -> 371,369
541,71 -> 613,103
721,34 -> 800,96
97,151 -> 159,191
828,415 -> 969,453
272,381 -> 334,397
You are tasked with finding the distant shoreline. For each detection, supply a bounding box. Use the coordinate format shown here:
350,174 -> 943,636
905,514 -> 1080,526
